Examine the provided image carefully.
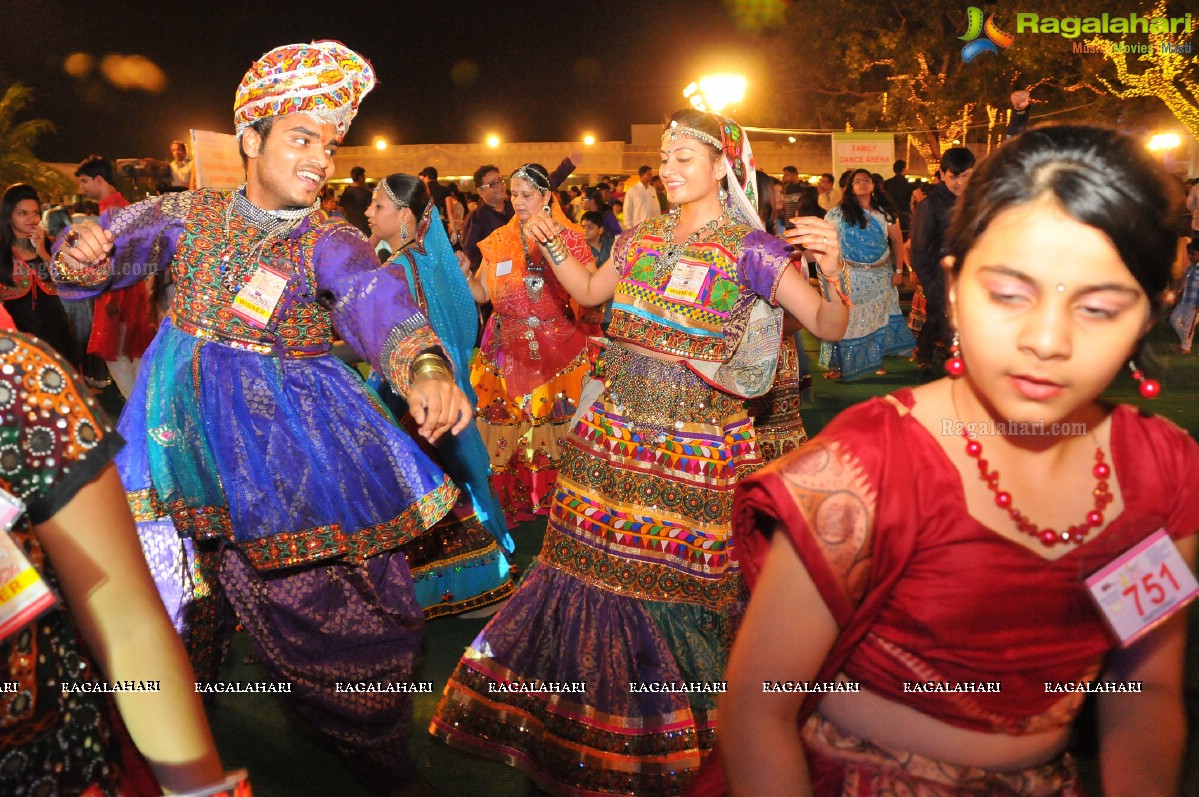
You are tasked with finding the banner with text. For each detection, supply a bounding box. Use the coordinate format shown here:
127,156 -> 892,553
191,129 -> 244,190
831,133 -> 895,177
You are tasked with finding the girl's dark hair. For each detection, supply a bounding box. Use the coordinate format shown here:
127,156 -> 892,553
754,170 -> 778,228
1,183 -> 42,287
838,168 -> 896,228
946,125 -> 1178,315
381,174 -> 430,216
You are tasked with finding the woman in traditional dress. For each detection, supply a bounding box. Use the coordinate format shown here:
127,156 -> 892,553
365,173 -> 515,617
0,184 -> 74,359
0,328 -> 238,796
431,110 -> 848,795
713,125 -> 1199,797
819,168 -> 914,380
462,162 -> 599,522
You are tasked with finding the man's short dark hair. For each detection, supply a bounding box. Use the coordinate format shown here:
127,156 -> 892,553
419,166 -> 438,181
820,172 -> 835,183
893,159 -> 907,174
940,147 -> 976,176
75,154 -> 115,185
638,165 -> 652,177
597,181 -> 612,192
581,210 -> 605,228
351,166 -> 366,182
782,165 -> 799,175
237,117 -> 277,168
473,164 -> 499,189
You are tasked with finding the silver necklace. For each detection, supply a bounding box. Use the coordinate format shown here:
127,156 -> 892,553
519,222 -> 545,303
656,208 -> 724,282
218,188 -> 316,293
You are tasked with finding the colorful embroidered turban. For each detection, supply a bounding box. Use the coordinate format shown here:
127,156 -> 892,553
233,40 -> 376,140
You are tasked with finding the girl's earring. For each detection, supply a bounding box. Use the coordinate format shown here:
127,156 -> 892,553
945,332 -> 964,377
1128,360 -> 1160,398
400,222 -> 409,240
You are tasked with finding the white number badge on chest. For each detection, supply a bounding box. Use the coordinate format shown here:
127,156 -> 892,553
662,262 -> 710,304
1085,528 -> 1199,646
0,487 -> 58,641
230,263 -> 291,329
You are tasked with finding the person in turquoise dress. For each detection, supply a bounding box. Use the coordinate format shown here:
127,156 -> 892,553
820,168 -> 915,380
366,172 -> 515,617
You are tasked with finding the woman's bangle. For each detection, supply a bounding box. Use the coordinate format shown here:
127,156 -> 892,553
817,268 -> 852,307
818,256 -> 847,281
546,235 -> 569,265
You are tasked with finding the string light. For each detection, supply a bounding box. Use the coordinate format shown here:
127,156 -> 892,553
1086,0 -> 1199,142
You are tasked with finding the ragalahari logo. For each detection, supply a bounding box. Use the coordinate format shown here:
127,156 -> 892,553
959,7 -> 1016,62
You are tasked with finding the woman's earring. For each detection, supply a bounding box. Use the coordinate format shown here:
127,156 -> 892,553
945,332 -> 964,377
718,186 -> 728,203
400,222 -> 409,240
1128,360 -> 1160,398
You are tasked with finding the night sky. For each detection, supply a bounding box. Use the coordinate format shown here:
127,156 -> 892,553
0,0 -> 769,163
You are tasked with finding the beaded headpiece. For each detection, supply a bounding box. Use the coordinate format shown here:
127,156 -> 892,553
662,114 -> 761,230
509,164 -> 551,193
662,122 -> 722,153
234,41 -> 376,140
381,178 -> 407,210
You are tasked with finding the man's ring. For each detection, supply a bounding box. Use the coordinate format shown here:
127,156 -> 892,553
65,230 -> 81,248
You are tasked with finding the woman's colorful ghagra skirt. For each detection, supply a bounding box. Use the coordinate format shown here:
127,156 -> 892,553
432,345 -> 761,796
472,346 -> 590,523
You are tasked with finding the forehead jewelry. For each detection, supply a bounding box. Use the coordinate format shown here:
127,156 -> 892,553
381,180 -> 407,210
1056,284 -> 1066,292
661,121 -> 722,151
510,166 -> 550,193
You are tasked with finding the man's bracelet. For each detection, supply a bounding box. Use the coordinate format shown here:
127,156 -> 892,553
410,352 -> 452,382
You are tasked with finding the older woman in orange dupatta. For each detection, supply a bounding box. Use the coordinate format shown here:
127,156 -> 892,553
463,162 -> 599,522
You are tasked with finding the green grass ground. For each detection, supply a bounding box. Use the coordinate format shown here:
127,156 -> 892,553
98,315 -> 1199,797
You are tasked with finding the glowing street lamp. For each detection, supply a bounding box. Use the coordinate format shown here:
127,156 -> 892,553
1148,132 -> 1181,152
683,74 -> 748,113
486,134 -> 501,149
583,133 -> 596,146
373,137 -> 387,151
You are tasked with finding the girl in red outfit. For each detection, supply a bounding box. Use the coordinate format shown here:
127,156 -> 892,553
714,126 -> 1198,796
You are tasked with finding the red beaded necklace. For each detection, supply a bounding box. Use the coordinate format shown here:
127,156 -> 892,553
951,387 -> 1112,548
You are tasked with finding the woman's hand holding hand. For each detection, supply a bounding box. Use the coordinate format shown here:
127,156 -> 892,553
783,216 -> 841,278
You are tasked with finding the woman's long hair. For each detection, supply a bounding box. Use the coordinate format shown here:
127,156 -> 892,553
837,168 -> 896,229
381,173 -> 431,217
1,183 -> 41,287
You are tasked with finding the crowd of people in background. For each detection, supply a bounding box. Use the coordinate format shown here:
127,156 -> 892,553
5,44 -> 1199,797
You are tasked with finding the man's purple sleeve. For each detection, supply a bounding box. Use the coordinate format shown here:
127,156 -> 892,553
314,226 -> 449,397
51,194 -> 183,298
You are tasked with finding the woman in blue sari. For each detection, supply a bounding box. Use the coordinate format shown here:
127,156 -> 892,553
367,173 -> 514,617
819,168 -> 915,380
